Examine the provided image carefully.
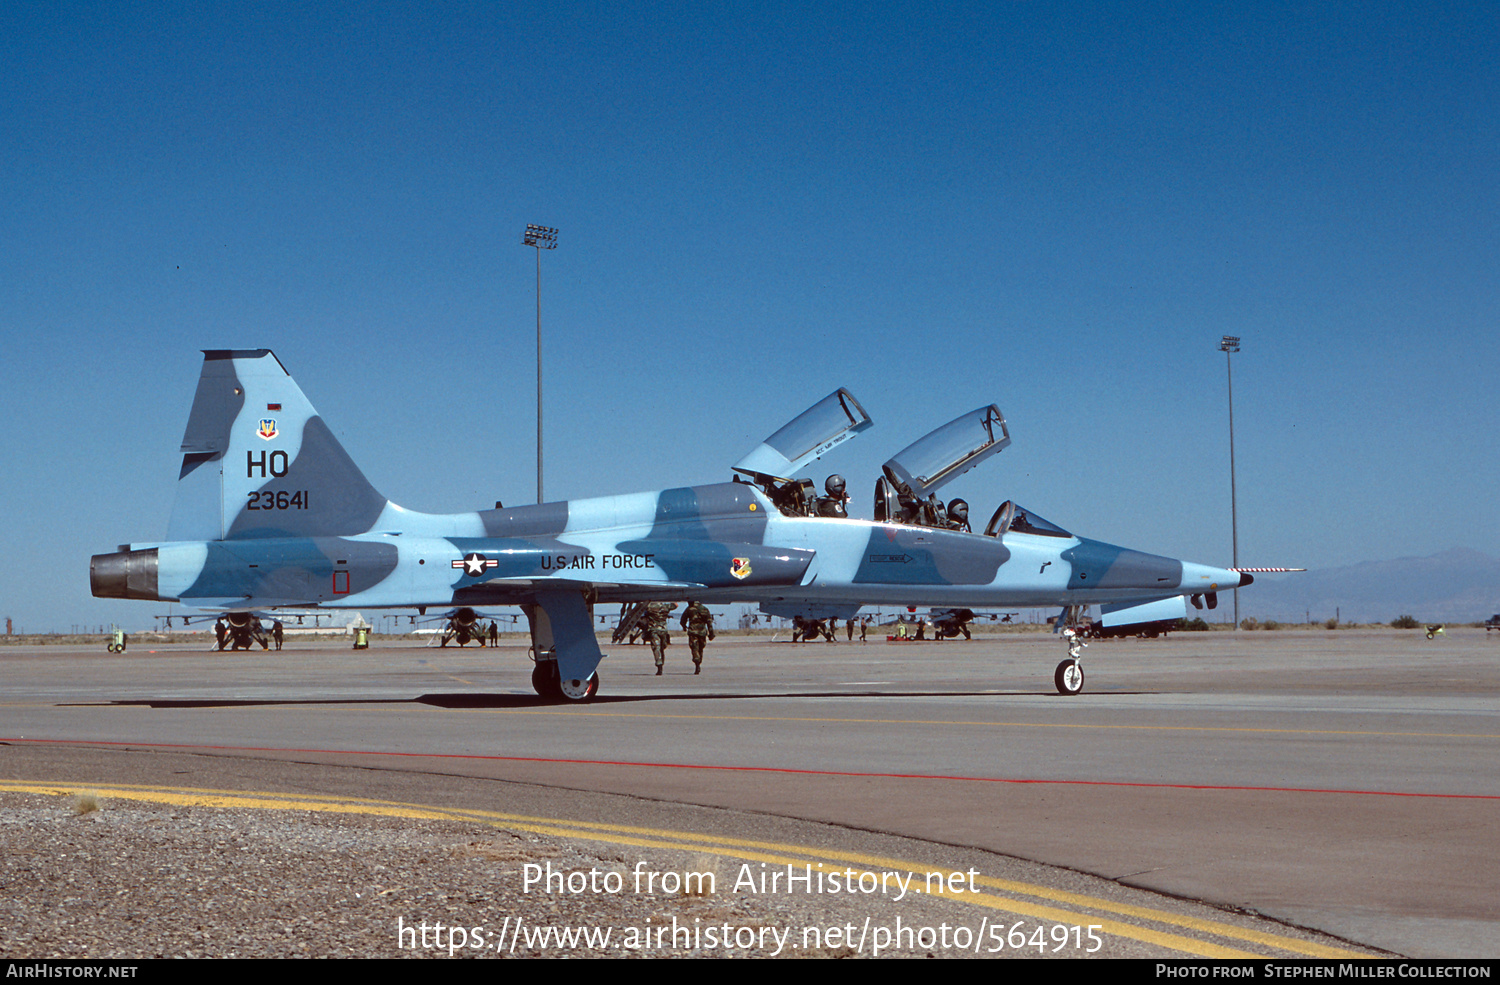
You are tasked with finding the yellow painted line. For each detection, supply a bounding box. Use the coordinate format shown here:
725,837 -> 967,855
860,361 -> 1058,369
0,780 -> 1369,958
471,818 -> 1262,957
448,809 -> 1371,959
590,826 -> 1369,959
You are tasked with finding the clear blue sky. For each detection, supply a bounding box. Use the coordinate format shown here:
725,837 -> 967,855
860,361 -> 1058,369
3,2 -> 1496,631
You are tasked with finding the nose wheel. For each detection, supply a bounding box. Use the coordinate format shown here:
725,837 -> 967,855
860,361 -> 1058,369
1054,659 -> 1085,695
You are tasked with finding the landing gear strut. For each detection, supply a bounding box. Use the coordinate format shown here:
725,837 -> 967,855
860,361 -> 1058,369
1055,628 -> 1087,695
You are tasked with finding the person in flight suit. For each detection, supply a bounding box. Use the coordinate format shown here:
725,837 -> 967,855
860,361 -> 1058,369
679,600 -> 716,674
643,601 -> 677,675
816,475 -> 850,518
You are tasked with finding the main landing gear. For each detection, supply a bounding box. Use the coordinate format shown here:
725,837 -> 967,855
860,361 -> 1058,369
531,660 -> 600,703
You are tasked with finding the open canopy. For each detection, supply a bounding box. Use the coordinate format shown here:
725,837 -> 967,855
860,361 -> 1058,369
881,404 -> 1010,500
733,388 -> 873,483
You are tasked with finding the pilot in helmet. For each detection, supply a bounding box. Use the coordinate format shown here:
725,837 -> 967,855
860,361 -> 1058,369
947,498 -> 970,532
817,474 -> 849,518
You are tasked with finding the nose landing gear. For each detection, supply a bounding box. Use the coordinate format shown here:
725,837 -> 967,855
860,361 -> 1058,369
1055,628 -> 1087,695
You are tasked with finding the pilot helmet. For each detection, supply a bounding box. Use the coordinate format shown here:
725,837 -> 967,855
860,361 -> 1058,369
825,474 -> 846,497
948,498 -> 969,520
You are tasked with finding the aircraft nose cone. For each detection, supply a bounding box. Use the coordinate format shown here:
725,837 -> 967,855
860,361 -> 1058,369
1179,561 -> 1252,592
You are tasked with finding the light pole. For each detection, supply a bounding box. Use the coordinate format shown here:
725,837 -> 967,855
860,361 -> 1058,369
1220,335 -> 1241,628
523,224 -> 558,504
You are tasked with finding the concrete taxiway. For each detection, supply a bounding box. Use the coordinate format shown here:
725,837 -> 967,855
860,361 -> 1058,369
3,627 -> 1497,957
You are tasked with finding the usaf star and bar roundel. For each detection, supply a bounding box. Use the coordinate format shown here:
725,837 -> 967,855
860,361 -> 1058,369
453,553 -> 498,577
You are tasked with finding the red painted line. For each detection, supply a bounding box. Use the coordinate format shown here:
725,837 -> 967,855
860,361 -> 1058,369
5,736 -> 1496,801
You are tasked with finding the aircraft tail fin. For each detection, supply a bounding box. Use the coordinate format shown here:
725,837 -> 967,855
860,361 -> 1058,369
166,350 -> 388,541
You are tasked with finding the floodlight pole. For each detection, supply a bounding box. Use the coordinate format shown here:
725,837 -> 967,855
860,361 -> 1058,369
523,224 -> 558,504
1220,335 -> 1241,628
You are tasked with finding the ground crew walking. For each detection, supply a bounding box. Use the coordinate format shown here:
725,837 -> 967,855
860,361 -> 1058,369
680,600 -> 716,675
643,601 -> 677,675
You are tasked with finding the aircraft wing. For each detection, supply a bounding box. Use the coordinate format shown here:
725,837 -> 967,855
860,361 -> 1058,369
760,601 -> 862,622
452,577 -> 710,606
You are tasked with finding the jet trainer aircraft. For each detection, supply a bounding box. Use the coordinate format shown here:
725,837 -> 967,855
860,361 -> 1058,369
91,350 -> 1252,700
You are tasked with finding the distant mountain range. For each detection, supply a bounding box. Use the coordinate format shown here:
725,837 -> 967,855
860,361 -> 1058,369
1234,548 -> 1500,625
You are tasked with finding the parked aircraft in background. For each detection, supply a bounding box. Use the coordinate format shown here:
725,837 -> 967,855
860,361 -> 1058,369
91,350 -> 1252,700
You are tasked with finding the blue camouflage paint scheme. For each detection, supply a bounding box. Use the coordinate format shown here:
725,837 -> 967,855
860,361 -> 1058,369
616,483 -> 779,586
178,538 -> 399,604
1061,540 -> 1183,591
446,537 -> 584,584
228,416 -> 387,539
479,501 -> 569,539
91,349 -> 1254,699
852,524 -> 1007,586
176,351 -> 248,480
643,485 -> 770,544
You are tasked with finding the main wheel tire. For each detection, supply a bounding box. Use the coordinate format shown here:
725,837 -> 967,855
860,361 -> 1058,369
531,663 -> 561,700
1054,659 -> 1085,695
558,673 -> 599,702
